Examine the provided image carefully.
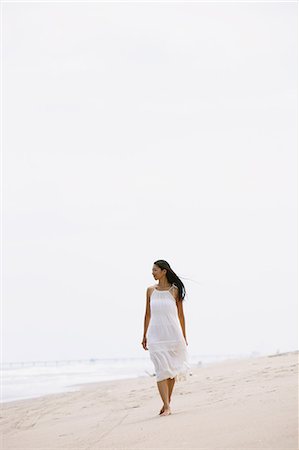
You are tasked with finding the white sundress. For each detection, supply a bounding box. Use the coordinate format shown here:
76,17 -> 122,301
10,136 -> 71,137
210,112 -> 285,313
146,284 -> 191,382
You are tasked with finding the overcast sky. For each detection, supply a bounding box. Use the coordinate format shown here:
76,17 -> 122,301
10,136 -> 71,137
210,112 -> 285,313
3,1 -> 297,363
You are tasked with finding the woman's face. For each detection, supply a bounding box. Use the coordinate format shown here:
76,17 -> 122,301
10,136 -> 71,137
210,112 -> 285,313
152,264 -> 166,280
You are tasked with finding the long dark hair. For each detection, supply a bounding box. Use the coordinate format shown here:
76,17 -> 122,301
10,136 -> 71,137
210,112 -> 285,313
154,259 -> 186,302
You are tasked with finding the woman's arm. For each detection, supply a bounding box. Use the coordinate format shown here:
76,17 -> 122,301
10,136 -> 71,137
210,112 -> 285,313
143,288 -> 151,338
174,290 -> 187,344
178,312 -> 186,339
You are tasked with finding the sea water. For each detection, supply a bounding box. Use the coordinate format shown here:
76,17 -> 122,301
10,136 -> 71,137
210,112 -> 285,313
1,353 -> 250,403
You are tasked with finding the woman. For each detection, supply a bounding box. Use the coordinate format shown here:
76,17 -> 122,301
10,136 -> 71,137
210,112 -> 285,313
141,259 -> 190,417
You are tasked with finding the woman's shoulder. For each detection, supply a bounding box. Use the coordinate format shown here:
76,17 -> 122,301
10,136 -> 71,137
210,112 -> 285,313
146,285 -> 157,293
148,284 -> 157,291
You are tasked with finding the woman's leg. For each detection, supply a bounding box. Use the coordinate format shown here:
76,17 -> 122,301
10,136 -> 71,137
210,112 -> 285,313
159,377 -> 175,414
167,377 -> 175,402
157,379 -> 169,406
157,379 -> 171,416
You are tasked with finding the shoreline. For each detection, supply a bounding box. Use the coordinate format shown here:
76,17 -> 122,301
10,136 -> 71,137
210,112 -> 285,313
1,352 -> 268,406
2,351 -> 298,449
2,350 -> 297,406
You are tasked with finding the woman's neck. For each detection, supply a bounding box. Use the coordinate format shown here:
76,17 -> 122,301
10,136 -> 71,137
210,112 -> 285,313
158,281 -> 172,289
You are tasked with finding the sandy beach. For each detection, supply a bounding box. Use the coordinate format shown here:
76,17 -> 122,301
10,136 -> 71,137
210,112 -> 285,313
1,351 -> 298,449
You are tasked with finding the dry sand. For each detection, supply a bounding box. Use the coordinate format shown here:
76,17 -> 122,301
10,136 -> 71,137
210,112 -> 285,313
1,351 -> 298,449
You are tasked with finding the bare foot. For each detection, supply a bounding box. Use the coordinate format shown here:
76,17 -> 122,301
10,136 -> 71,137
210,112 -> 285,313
159,400 -> 171,415
160,407 -> 171,416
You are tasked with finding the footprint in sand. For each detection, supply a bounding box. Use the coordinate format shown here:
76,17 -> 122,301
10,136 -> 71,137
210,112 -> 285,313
124,404 -> 141,409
